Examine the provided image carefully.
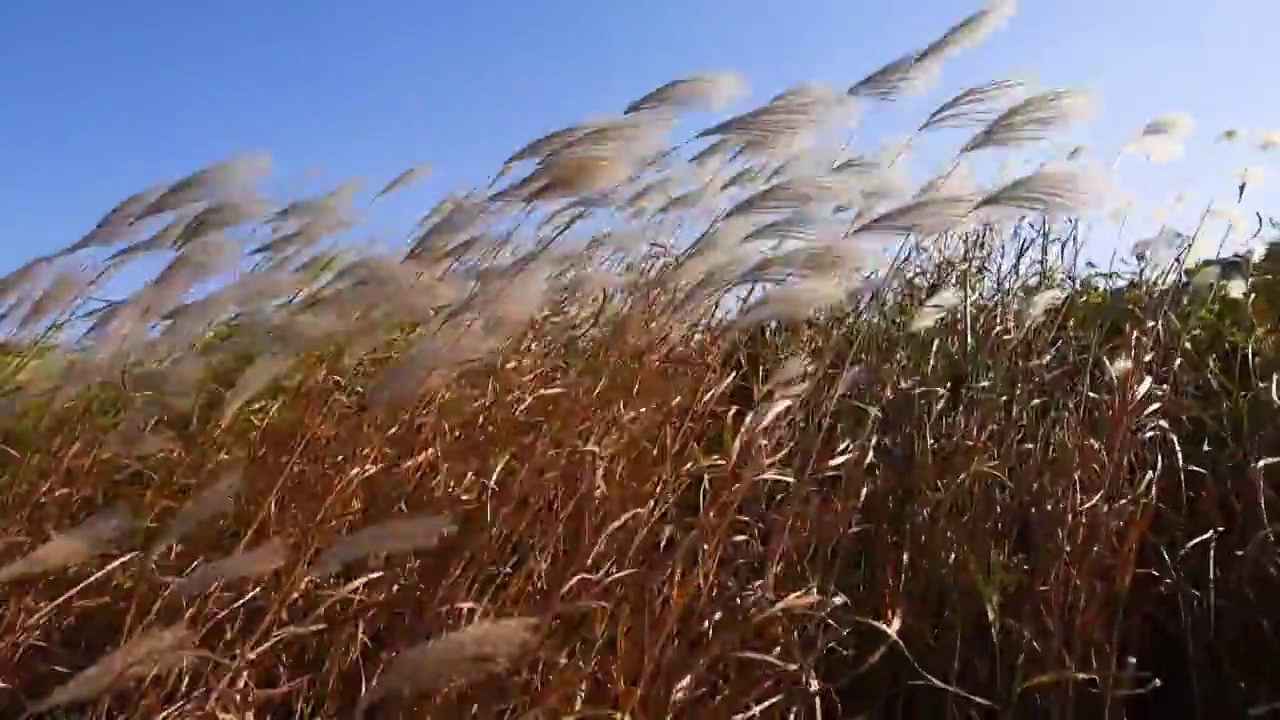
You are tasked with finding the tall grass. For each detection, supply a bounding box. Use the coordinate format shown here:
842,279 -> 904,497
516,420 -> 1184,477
2,1 -> 1280,716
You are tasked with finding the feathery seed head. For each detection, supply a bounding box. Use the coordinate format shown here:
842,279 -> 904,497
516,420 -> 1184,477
174,538 -> 289,596
919,79 -> 1024,131
922,0 -> 1018,60
909,287 -> 962,332
307,512 -> 456,578
625,72 -> 748,115
25,622 -> 195,716
976,161 -> 1108,217
0,505 -> 134,584
960,89 -> 1095,153
1139,111 -> 1195,140
356,616 -> 542,717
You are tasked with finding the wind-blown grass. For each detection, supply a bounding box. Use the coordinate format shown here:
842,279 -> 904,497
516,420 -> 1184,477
2,1 -> 1280,716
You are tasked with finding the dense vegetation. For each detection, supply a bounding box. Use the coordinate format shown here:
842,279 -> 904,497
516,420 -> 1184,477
3,1 -> 1280,716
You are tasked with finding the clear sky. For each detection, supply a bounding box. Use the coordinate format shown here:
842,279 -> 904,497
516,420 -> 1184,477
2,0 -> 1278,279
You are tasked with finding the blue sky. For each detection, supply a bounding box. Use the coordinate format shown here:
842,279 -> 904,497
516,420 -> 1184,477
1,0 -> 1278,280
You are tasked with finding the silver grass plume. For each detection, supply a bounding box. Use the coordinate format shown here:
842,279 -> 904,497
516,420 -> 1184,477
853,193 -> 978,238
100,402 -> 178,458
920,0 -> 1018,61
407,194 -> 489,260
622,177 -> 675,217
848,52 -> 938,101
218,353 -> 296,427
0,257 -> 52,311
959,89 -> 1094,153
1021,287 -> 1067,325
500,122 -> 598,169
1138,111 -> 1195,139
909,287 -> 962,332
764,148 -> 838,185
742,211 -> 829,248
355,616 -> 542,717
173,538 -> 289,596
174,196 -> 268,250
137,153 -> 272,222
975,162 -> 1107,217
494,113 -> 674,202
270,179 -> 363,227
914,161 -> 976,199
723,175 -> 846,220
15,264 -> 97,334
249,215 -> 342,258
625,71 -> 747,115
849,1 -> 1017,101
919,79 -> 1023,131
734,274 -> 853,327
24,622 -> 195,717
119,233 -> 241,324
106,211 -> 198,263
306,512 -> 455,578
656,186 -> 712,217
546,113 -> 674,162
698,83 -> 842,149
0,505 -> 134,583
158,282 -> 266,350
374,162 -> 432,200
689,137 -> 739,172
151,466 -> 244,554
721,166 -> 764,193
831,153 -> 885,178
852,166 -> 912,215
763,355 -> 814,401
61,186 -> 165,255
1122,111 -> 1195,163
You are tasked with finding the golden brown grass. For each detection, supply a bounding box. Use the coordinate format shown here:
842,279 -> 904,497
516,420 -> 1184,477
2,1 -> 1280,716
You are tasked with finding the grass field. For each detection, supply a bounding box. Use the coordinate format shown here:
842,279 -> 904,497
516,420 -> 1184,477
3,1 -> 1280,717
